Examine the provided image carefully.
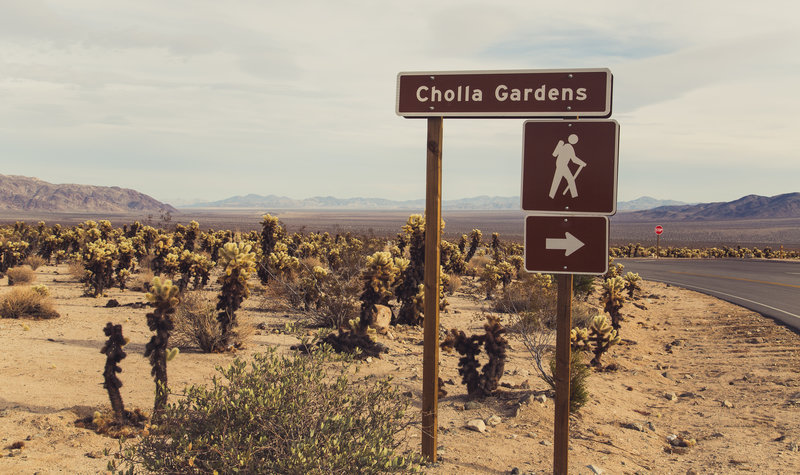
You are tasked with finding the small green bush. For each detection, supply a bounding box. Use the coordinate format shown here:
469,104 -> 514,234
121,347 -> 419,474
548,351 -> 591,413
6,265 -> 36,286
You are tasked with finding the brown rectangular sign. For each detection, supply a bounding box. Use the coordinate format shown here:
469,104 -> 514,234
396,69 -> 612,118
524,215 -> 608,275
521,120 -> 619,215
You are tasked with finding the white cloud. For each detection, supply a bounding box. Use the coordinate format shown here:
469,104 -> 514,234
0,0 -> 798,204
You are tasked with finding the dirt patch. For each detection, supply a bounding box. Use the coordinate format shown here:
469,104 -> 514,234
1,265 -> 799,474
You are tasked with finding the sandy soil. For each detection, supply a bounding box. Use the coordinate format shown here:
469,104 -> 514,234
1,264 -> 799,474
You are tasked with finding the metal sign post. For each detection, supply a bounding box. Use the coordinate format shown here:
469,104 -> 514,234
655,225 -> 663,259
421,117 -> 443,462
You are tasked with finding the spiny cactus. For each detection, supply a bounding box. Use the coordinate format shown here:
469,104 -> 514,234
145,277 -> 180,416
81,240 -> 118,297
441,315 -> 508,398
216,242 -> 256,349
587,314 -> 621,366
482,261 -> 515,299
623,272 -> 642,299
394,215 -> 426,325
258,214 -> 285,284
465,229 -> 482,263
570,327 -> 590,352
101,322 -> 129,424
601,276 -> 626,330
359,251 -> 408,329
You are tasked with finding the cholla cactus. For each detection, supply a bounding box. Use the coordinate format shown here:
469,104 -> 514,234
604,257 -> 624,280
0,239 -> 30,273
587,314 -> 621,366
395,215 -> 426,325
359,251 -> 408,329
115,238 -> 137,290
482,261 -> 515,299
440,241 -> 466,275
268,242 -> 300,281
531,272 -> 554,290
465,229 -> 482,263
257,214 -> 285,284
623,272 -> 642,299
440,315 -> 508,398
601,276 -> 626,329
216,242 -> 256,349
570,327 -> 590,351
145,277 -> 180,416
101,322 -> 129,424
82,240 -> 118,297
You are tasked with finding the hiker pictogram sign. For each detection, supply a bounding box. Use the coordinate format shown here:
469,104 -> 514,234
521,120 -> 619,215
524,215 -> 609,275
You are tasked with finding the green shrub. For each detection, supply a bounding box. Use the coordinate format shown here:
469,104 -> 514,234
6,265 -> 36,286
548,350 -> 590,413
120,347 -> 419,474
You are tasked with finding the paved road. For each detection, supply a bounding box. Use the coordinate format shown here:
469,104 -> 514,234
617,258 -> 800,332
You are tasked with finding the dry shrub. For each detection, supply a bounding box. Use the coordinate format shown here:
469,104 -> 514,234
172,291 -> 225,352
174,291 -> 254,352
465,254 -> 492,277
24,255 -> 47,270
444,273 -> 461,294
6,266 -> 36,286
0,286 -> 60,319
68,260 -> 87,282
130,269 -> 155,292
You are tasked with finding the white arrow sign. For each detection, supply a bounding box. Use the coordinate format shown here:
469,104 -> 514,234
545,232 -> 584,256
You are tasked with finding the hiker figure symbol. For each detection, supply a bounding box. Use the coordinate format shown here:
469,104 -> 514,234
548,134 -> 587,199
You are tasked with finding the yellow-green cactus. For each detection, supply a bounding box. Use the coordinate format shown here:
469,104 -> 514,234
601,276 -> 626,329
216,242 -> 257,350
587,314 -> 621,366
144,276 -> 180,416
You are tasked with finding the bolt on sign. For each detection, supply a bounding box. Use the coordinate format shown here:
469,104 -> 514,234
521,120 -> 619,215
396,69 -> 612,118
524,215 -> 609,275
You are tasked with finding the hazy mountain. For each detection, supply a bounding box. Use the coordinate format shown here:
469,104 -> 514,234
188,193 -> 690,211
616,193 -> 800,221
0,174 -> 177,213
617,196 -> 687,211
185,194 -> 519,210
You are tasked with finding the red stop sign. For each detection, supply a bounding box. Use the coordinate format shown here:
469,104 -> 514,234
655,225 -> 663,235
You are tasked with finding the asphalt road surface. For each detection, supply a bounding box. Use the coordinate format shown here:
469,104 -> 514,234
617,258 -> 800,332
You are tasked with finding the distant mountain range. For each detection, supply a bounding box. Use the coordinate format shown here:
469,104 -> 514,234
1,174 -> 795,221
185,194 -> 683,211
615,193 -> 800,221
616,196 -> 688,211
0,174 -> 176,213
184,194 -> 521,210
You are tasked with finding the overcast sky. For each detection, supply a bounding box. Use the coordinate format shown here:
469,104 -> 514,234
1,0 -> 798,206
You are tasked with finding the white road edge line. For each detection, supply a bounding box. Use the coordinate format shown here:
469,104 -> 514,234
654,278 -> 800,320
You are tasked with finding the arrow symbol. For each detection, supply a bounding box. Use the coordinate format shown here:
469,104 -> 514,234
546,232 -> 584,256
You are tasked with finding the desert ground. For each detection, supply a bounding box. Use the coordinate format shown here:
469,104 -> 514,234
1,261 -> 799,474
